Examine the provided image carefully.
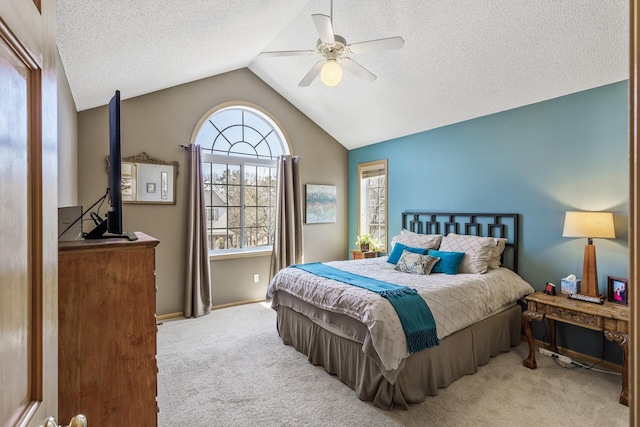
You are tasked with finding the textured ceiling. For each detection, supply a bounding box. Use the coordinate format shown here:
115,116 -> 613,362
57,0 -> 628,150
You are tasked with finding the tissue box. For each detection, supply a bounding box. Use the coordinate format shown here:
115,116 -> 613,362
560,278 -> 581,294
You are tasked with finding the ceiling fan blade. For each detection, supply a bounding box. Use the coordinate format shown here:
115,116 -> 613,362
298,60 -> 326,87
341,57 -> 376,82
346,36 -> 405,54
260,49 -> 318,57
312,14 -> 335,44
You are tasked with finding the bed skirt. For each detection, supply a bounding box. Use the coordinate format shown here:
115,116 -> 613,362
276,303 -> 522,410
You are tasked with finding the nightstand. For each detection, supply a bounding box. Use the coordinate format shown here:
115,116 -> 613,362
350,250 -> 378,260
522,291 -> 629,405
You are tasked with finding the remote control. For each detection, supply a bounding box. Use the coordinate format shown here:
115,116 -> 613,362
567,293 -> 605,304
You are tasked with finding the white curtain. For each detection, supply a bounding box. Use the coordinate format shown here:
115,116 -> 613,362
184,144 -> 212,317
270,155 -> 303,279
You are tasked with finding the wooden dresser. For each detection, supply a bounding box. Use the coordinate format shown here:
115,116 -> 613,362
58,233 -> 159,426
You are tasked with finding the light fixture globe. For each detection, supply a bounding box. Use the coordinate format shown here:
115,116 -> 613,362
320,59 -> 342,87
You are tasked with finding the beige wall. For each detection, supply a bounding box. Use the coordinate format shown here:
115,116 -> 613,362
76,68 -> 348,315
57,49 -> 78,206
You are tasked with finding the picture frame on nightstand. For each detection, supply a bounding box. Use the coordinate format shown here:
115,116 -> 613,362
607,276 -> 628,305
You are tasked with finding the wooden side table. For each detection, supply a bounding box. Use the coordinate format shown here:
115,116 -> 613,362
350,250 -> 378,260
522,291 -> 629,406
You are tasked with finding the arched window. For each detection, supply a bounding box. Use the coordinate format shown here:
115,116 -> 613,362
193,104 -> 290,253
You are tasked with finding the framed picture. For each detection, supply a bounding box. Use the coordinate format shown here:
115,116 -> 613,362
305,184 -> 337,224
607,276 -> 628,305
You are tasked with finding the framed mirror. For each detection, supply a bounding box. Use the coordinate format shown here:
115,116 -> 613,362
107,152 -> 179,204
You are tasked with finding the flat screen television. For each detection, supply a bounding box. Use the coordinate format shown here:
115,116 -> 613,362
85,90 -> 136,241
106,90 -> 123,234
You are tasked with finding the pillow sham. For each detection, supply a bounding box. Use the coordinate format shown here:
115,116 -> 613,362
395,251 -> 440,275
427,250 -> 465,275
390,229 -> 442,251
387,242 -> 428,264
488,238 -> 508,269
438,233 -> 496,274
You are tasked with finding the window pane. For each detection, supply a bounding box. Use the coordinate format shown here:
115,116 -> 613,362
195,125 -> 218,151
227,229 -> 241,249
255,140 -> 272,158
257,227 -> 271,246
228,207 -> 241,228
230,141 -> 258,157
225,164 -> 239,185
207,163 -> 225,184
244,227 -> 257,247
257,186 -> 272,206
244,111 -> 271,136
256,207 -> 271,229
244,186 -> 257,207
264,133 -> 282,157
228,184 -> 241,206
221,125 -> 242,146
244,206 -> 258,228
245,165 -> 257,185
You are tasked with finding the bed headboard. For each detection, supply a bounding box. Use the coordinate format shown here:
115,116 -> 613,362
401,212 -> 520,273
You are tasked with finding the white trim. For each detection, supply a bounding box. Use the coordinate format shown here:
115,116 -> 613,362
209,246 -> 272,261
201,152 -> 277,167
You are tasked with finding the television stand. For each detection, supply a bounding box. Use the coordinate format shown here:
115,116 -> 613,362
84,221 -> 138,241
124,231 -> 139,241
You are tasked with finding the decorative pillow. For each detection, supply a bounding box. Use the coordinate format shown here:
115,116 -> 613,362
387,242 -> 428,264
390,229 -> 442,251
428,250 -> 465,275
438,233 -> 496,274
488,238 -> 508,269
395,251 -> 440,275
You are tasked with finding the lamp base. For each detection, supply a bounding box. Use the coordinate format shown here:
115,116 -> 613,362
580,243 -> 599,297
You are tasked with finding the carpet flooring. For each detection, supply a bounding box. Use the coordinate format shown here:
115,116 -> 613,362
157,302 -> 628,426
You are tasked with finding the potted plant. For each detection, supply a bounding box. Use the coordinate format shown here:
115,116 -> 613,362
355,233 -> 379,252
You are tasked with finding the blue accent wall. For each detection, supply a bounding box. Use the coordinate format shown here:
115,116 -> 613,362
349,81 -> 629,363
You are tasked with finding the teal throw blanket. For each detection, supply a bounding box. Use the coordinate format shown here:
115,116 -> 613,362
291,262 -> 439,353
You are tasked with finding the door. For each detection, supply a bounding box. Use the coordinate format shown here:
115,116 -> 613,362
0,0 -> 58,426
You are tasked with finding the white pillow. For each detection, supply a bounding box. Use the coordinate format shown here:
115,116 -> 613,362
438,233 -> 497,274
488,238 -> 508,269
390,229 -> 442,251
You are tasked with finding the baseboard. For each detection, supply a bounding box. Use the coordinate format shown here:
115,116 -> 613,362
156,299 -> 267,321
157,312 -> 183,321
521,336 -> 623,373
212,298 -> 265,310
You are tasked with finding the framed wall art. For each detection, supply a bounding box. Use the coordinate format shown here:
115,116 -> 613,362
305,184 -> 337,224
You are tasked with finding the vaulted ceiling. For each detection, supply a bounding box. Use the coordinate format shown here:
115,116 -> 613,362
57,1 -> 628,150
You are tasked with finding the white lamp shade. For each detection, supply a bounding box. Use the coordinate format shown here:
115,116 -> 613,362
562,211 -> 615,239
320,60 -> 342,87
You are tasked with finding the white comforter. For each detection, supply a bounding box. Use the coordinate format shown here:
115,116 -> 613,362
267,256 -> 534,379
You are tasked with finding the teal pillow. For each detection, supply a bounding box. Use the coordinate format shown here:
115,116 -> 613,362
387,242 -> 428,264
428,250 -> 465,274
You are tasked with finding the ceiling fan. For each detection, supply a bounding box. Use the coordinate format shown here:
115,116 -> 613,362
259,1 -> 405,87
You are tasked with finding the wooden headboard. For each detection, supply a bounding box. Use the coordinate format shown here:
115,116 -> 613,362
401,212 -> 520,273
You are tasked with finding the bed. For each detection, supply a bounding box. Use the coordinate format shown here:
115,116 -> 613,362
266,212 -> 535,409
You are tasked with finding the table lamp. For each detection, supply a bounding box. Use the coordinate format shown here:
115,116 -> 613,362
562,211 -> 615,296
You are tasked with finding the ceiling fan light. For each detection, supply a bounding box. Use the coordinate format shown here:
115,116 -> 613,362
320,60 -> 342,87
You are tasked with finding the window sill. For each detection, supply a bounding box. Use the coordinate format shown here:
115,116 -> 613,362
209,247 -> 272,261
